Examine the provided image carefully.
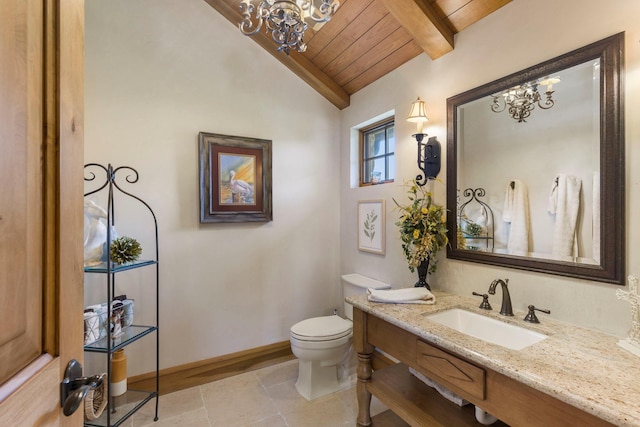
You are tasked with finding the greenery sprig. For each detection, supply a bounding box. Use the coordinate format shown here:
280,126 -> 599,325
363,209 -> 377,242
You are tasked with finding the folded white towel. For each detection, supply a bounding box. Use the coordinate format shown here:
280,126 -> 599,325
409,367 -> 469,407
367,287 -> 436,304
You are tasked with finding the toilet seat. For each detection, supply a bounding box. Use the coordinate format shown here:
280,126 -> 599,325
290,316 -> 352,342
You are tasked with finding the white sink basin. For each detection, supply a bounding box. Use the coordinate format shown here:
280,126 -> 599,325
427,308 -> 548,350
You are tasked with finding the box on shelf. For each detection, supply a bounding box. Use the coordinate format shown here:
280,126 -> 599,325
83,297 -> 134,345
84,305 -> 107,345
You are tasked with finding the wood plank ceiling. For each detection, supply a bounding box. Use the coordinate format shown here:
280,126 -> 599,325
204,0 -> 512,109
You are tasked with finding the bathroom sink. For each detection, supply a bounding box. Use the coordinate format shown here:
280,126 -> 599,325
427,308 -> 547,350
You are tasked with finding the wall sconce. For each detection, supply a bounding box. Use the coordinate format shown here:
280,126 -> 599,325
407,97 -> 441,186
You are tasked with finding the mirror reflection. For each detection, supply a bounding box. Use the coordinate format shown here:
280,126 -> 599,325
446,33 -> 625,284
456,59 -> 600,264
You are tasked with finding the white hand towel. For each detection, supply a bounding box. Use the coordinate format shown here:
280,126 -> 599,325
503,180 -> 531,254
367,287 -> 436,305
592,172 -> 600,263
549,174 -> 582,257
548,178 -> 558,215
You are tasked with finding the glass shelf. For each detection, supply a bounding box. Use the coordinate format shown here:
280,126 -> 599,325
84,389 -> 157,427
84,325 -> 157,353
84,259 -> 157,274
84,164 -> 159,425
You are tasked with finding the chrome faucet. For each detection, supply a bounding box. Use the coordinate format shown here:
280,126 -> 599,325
488,278 -> 514,316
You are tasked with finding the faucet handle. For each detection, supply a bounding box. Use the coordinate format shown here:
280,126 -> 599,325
472,292 -> 492,310
523,305 -> 551,323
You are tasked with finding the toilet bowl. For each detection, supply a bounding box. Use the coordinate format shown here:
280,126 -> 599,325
290,274 -> 390,400
290,315 -> 354,401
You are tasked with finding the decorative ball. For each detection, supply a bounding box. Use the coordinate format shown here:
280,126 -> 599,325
109,236 -> 142,264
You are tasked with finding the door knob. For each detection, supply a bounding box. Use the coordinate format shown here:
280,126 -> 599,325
60,359 -> 105,416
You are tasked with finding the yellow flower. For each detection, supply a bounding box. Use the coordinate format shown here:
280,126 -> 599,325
413,229 -> 420,239
421,207 -> 429,214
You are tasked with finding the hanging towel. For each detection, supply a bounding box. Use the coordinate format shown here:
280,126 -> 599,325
503,180 -> 531,254
367,287 -> 436,305
592,172 -> 600,263
548,174 -> 582,257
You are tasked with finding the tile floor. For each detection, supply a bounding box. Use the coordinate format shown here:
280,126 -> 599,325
128,359 -> 390,427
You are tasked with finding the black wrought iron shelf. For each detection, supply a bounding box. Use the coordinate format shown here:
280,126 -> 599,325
84,259 -> 157,273
84,325 -> 158,353
458,188 -> 495,251
83,389 -> 158,427
83,163 -> 159,426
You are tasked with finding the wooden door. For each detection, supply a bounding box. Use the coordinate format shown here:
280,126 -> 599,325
0,0 -> 84,425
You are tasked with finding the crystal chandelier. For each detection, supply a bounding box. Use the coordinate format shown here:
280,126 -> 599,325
239,0 -> 340,55
490,77 -> 560,123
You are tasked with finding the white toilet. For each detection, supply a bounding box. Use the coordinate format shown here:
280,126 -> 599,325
289,273 -> 390,400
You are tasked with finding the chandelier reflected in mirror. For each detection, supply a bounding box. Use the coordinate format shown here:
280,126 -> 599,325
239,0 -> 340,55
490,76 -> 560,123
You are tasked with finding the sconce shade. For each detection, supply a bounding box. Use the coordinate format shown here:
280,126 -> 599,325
406,97 -> 429,123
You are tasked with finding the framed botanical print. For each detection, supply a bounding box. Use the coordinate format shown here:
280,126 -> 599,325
199,132 -> 272,223
357,199 -> 385,254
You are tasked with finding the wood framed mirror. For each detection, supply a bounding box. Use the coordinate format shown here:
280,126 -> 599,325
446,33 -> 625,284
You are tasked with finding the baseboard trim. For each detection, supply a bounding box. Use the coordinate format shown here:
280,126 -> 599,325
128,340 -> 294,395
128,339 -> 393,396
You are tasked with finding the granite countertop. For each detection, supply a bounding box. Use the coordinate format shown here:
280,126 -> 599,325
347,291 -> 640,427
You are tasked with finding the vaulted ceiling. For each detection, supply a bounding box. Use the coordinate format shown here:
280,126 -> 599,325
204,0 -> 512,109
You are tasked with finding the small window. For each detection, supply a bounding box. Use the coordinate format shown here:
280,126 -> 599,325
360,118 -> 395,186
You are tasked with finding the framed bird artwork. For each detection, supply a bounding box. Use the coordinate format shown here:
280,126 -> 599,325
199,132 -> 272,223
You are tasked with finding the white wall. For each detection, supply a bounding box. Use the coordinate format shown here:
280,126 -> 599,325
341,0 -> 640,336
86,0 -> 640,376
84,0 -> 342,375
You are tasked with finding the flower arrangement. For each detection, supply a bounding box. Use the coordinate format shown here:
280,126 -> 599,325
394,181 -> 448,273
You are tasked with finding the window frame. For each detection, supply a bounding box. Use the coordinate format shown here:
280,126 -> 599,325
359,117 -> 395,187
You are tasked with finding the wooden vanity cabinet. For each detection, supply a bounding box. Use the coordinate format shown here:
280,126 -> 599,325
353,308 -> 615,427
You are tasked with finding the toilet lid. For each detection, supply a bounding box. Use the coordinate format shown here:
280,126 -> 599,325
291,316 -> 352,341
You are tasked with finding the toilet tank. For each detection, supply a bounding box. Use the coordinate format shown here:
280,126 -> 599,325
341,273 -> 391,320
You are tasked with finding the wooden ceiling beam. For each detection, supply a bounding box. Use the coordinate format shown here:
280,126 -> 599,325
376,0 -> 454,59
443,0 -> 512,33
202,0 -> 350,109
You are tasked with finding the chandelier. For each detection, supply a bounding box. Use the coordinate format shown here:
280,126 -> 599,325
490,77 -> 560,123
239,0 -> 340,55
